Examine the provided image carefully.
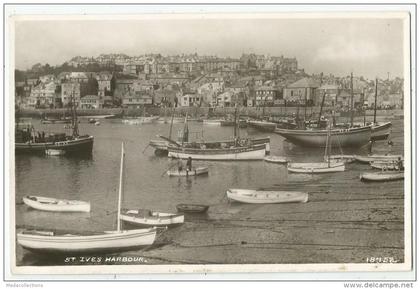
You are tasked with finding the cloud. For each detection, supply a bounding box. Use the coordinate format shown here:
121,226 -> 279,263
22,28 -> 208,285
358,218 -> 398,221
314,36 -> 381,62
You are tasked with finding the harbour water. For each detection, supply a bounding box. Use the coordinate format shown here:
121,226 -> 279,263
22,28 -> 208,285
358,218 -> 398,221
15,117 -> 405,266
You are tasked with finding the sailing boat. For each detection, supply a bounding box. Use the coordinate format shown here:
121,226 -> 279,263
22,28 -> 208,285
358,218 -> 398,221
167,106 -> 267,160
15,91 -> 94,155
287,121 -> 345,173
16,143 -> 157,254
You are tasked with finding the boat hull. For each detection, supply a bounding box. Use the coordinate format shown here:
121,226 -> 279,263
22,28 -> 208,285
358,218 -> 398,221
17,228 -> 157,254
227,189 -> 308,204
354,154 -> 403,163
168,144 -> 266,160
23,196 -> 90,212
176,204 -> 209,213
167,167 -> 209,177
288,162 -> 345,173
15,135 -> 94,155
120,211 -> 184,226
264,156 -> 288,164
371,122 -> 392,141
275,126 -> 371,147
248,121 -> 277,132
360,172 -> 404,182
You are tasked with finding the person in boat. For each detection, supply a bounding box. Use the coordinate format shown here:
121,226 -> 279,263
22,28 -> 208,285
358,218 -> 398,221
186,157 -> 192,171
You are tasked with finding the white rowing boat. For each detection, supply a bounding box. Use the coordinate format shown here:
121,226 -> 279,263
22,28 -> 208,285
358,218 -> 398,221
120,209 -> 184,226
264,155 -> 289,164
226,189 -> 308,204
370,160 -> 404,171
17,228 -> 157,253
22,196 -> 91,212
167,166 -> 209,177
360,172 -> 404,182
354,154 -> 403,163
288,161 -> 345,173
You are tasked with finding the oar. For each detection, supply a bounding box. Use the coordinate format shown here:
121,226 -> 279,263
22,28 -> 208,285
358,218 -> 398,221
142,144 -> 150,154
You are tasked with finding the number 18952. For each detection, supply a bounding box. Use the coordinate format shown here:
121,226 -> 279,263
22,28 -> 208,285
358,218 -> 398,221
366,257 -> 398,263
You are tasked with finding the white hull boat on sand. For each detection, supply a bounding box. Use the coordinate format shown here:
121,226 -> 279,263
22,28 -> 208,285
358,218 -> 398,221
23,196 -> 90,212
226,189 -> 308,204
360,172 -> 404,182
120,209 -> 184,226
264,156 -> 288,164
354,154 -> 403,164
167,166 -> 209,177
288,161 -> 345,173
17,228 -> 157,253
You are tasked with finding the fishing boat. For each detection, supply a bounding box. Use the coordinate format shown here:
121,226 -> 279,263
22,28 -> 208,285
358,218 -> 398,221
275,126 -> 371,148
45,149 -> 66,156
370,160 -> 404,171
264,155 -> 288,164
288,121 -> 345,173
176,204 -> 209,213
17,143 -> 158,254
22,196 -> 91,213
226,189 -> 309,204
247,120 -> 277,132
168,143 -> 266,161
120,209 -> 184,226
360,171 -> 404,182
167,166 -> 209,177
15,94 -> 94,155
354,154 -> 403,164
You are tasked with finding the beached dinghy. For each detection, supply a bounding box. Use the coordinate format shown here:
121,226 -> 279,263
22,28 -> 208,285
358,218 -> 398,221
22,196 -> 90,212
227,189 -> 308,204
360,172 -> 404,182
167,166 -> 209,177
288,121 -> 345,173
354,154 -> 403,164
120,209 -> 184,226
176,204 -> 209,213
17,144 -> 158,254
264,155 -> 289,164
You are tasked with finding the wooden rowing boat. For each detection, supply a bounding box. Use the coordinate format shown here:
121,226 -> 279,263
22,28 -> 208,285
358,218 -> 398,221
264,155 -> 288,164
22,195 -> 90,212
176,204 -> 209,213
360,172 -> 404,182
120,209 -> 184,226
226,189 -> 309,204
354,154 -> 403,163
370,160 -> 404,171
288,161 -> 345,173
167,166 -> 209,177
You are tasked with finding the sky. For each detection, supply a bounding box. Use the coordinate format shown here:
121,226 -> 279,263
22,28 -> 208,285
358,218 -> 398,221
14,17 -> 406,79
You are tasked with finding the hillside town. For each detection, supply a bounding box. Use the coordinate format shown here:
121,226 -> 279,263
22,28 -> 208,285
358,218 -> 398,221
15,53 -> 404,111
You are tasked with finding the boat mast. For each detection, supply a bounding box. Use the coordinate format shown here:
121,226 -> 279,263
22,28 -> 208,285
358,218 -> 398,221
374,78 -> 378,124
117,142 -> 125,232
168,105 -> 175,140
350,72 -> 354,127
317,73 -> 325,127
71,90 -> 79,138
325,121 -> 331,167
233,105 -> 238,140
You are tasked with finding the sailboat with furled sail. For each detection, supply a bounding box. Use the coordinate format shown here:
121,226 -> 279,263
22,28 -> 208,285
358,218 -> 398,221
167,106 -> 267,160
287,121 -> 345,173
17,143 -> 158,254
